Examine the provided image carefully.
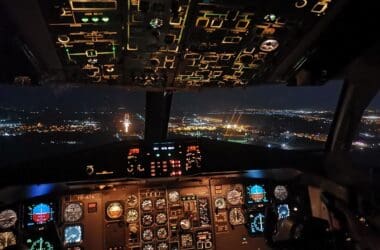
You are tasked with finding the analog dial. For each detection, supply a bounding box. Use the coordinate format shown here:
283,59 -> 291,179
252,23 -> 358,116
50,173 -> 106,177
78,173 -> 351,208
274,185 -> 288,201
64,203 -> 83,223
126,209 -> 139,223
142,214 -> 153,227
0,231 -> 16,249
156,212 -> 167,225
106,202 -> 123,220
180,218 -> 191,230
157,242 -> 169,250
227,189 -> 242,205
0,209 -> 17,229
127,194 -> 138,207
141,199 -> 153,211
156,227 -> 168,240
229,208 -> 245,226
168,191 -> 180,203
214,198 -> 226,209
143,244 -> 154,250
155,198 -> 166,210
142,228 -> 153,241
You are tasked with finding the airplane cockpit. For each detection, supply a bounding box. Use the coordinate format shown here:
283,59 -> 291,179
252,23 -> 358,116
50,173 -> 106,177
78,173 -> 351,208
0,0 -> 379,250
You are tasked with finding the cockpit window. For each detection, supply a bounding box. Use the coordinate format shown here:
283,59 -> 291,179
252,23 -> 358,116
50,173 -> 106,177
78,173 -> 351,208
352,92 -> 380,151
0,85 -> 145,166
169,81 -> 343,150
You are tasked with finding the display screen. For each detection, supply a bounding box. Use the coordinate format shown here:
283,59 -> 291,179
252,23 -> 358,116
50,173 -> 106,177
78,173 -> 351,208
248,212 -> 265,235
246,184 -> 268,204
26,202 -> 55,227
26,236 -> 55,250
64,224 -> 83,245
277,204 -> 290,219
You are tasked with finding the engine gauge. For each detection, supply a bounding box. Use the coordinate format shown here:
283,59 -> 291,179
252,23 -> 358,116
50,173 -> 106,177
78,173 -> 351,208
142,228 -> 154,241
180,218 -> 191,230
168,191 -> 180,203
64,224 -> 83,245
226,189 -> 242,205
274,185 -> 288,201
156,212 -> 167,225
143,244 -> 154,250
157,242 -> 169,250
106,202 -> 124,220
141,199 -> 153,211
214,198 -> 226,209
28,237 -> 54,250
64,203 -> 83,223
156,227 -> 168,240
126,209 -> 139,223
142,214 -> 153,227
0,209 -> 17,229
155,198 -> 166,210
127,194 -> 138,207
0,231 -> 16,249
229,207 -> 245,226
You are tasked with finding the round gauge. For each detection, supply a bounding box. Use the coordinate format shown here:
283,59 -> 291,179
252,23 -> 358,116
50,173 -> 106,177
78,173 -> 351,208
277,204 -> 290,219
142,228 -> 154,241
0,231 -> 16,249
64,203 -> 83,223
106,202 -> 124,220
30,203 -> 54,225
214,198 -> 226,209
142,214 -> 153,226
226,189 -> 242,205
156,212 -> 167,225
156,227 -> 168,240
155,198 -> 166,209
64,225 -> 83,245
0,209 -> 17,229
274,185 -> 288,201
168,191 -> 180,203
141,199 -> 153,211
143,244 -> 154,250
157,242 -> 169,250
126,209 -> 139,223
250,213 -> 265,233
127,194 -> 138,207
30,237 -> 54,250
180,218 -> 191,230
229,207 -> 245,226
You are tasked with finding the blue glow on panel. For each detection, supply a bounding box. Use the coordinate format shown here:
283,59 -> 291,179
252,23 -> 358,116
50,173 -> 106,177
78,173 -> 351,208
243,170 -> 265,179
27,184 -> 55,198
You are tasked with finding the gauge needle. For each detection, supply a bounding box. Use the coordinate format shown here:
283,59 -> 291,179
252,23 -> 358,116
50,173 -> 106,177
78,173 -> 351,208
39,237 -> 43,250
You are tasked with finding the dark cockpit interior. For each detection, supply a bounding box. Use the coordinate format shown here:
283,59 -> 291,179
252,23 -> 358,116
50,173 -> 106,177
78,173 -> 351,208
0,0 -> 380,250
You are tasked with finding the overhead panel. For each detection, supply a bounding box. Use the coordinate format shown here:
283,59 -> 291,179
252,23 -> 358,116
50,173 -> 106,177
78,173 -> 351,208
39,0 -> 336,89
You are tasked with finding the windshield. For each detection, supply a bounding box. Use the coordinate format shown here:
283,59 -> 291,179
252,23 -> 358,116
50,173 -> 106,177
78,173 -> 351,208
0,85 -> 145,166
169,81 -> 343,150
352,92 -> 380,151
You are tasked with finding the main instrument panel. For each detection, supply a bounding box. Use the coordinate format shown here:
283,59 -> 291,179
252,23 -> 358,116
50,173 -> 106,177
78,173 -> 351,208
0,172 -> 310,250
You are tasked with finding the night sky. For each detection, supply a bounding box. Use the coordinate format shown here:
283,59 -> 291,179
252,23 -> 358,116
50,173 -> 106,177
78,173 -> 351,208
0,81 -> 379,113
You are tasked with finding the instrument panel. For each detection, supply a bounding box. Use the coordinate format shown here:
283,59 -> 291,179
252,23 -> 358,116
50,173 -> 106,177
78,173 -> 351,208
37,0 -> 337,88
0,172 -> 310,250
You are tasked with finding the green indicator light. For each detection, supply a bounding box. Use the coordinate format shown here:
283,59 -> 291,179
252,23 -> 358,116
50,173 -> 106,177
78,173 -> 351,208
101,16 -> 110,23
91,17 -> 99,23
112,46 -> 116,51
81,17 -> 89,23
65,48 -> 69,52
